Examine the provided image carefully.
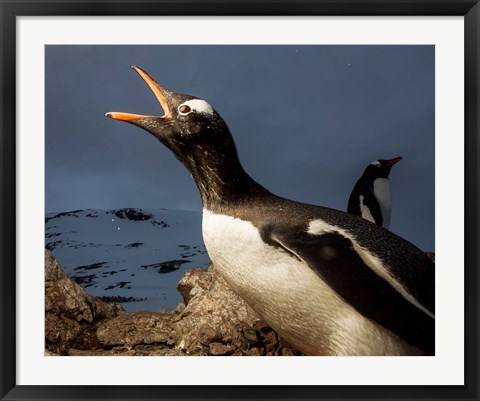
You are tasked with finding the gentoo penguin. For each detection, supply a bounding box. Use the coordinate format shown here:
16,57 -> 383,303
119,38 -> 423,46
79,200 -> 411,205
106,66 -> 434,356
347,157 -> 402,229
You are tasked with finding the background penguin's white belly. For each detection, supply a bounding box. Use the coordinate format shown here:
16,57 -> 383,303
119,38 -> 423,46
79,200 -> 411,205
202,209 -> 420,356
373,178 -> 392,229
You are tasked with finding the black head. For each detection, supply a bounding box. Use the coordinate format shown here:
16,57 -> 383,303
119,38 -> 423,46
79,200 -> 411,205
105,66 -> 230,154
362,157 -> 402,179
105,66 -> 264,207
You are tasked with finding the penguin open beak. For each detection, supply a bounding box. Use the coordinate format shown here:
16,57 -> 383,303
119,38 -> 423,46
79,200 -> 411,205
386,156 -> 402,166
105,66 -> 172,121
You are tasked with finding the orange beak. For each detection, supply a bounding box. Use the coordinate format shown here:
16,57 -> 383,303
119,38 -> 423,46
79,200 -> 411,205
386,156 -> 402,166
105,66 -> 172,121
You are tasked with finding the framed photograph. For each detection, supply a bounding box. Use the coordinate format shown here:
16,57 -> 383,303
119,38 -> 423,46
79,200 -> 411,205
1,1 -> 479,400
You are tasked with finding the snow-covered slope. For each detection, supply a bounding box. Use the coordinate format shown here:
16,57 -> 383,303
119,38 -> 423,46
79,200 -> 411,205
45,208 -> 210,312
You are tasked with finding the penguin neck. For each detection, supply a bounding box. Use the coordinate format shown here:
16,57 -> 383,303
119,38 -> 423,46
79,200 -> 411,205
363,171 -> 389,181
174,133 -> 269,210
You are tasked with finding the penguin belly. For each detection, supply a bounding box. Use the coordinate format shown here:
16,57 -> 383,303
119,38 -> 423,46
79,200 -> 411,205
373,178 -> 392,229
202,209 -> 421,356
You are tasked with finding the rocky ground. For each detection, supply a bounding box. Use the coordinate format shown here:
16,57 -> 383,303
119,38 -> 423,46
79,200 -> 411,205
45,250 -> 302,356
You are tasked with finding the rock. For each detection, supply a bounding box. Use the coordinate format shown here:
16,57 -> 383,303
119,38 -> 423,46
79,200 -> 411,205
96,312 -> 175,348
243,328 -> 258,342
45,250 -> 302,356
244,347 -> 262,356
172,268 -> 266,354
263,331 -> 277,355
176,268 -> 213,305
198,325 -> 221,345
209,342 -> 235,356
45,250 -> 124,354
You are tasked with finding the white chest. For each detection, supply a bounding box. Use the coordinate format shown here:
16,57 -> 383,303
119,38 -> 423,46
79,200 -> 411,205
373,178 -> 392,229
201,209 -> 419,355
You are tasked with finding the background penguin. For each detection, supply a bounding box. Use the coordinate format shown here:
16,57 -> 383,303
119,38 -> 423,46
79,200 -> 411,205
106,67 -> 434,356
347,157 -> 402,229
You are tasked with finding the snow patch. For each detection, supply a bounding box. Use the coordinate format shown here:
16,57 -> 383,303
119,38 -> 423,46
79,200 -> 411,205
45,208 -> 210,312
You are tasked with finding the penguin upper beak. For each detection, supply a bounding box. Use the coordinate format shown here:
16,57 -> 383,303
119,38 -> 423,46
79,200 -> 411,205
105,66 -> 173,121
386,156 -> 402,166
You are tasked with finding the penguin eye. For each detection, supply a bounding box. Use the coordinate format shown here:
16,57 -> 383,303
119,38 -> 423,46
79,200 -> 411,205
178,104 -> 192,115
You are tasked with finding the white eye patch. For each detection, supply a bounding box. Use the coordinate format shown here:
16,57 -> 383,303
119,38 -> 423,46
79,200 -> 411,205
370,160 -> 381,167
178,99 -> 214,116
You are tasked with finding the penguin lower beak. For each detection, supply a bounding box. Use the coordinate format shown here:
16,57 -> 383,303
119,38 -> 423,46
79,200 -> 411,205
105,66 -> 172,121
386,156 -> 402,166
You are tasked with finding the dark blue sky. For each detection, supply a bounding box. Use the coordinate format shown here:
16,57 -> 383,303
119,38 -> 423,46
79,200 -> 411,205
45,45 -> 434,250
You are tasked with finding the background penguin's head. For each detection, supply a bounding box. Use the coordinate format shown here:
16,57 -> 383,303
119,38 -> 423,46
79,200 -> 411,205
105,66 -> 230,155
363,157 -> 402,179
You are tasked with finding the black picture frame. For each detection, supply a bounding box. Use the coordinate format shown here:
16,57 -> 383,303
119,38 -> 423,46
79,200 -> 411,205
1,1 -> 479,400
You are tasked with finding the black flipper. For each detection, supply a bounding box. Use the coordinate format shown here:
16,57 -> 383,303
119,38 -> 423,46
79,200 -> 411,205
261,224 -> 435,355
361,187 -> 384,226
